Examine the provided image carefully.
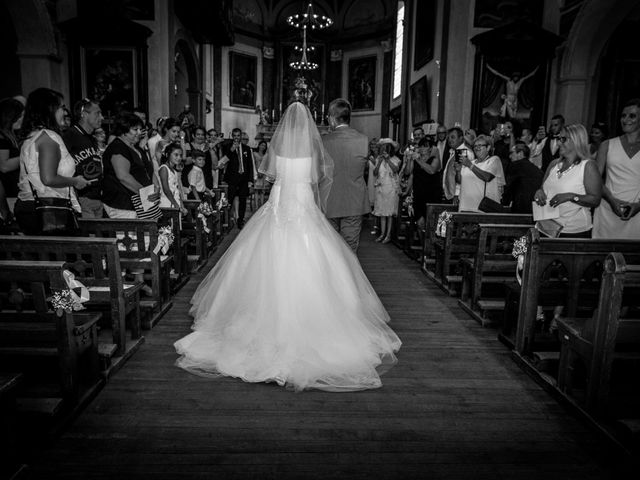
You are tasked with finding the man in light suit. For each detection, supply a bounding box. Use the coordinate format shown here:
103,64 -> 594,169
323,98 -> 370,252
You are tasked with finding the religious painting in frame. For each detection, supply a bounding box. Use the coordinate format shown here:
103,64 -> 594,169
229,51 -> 257,109
81,46 -> 138,116
413,0 -> 436,69
410,76 -> 429,126
348,56 -> 376,112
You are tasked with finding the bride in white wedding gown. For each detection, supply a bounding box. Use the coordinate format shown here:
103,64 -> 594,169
174,101 -> 401,392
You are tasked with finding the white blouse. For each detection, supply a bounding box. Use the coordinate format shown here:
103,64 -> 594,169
17,129 -> 80,211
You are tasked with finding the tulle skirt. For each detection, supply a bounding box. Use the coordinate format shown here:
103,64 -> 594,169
174,182 -> 401,392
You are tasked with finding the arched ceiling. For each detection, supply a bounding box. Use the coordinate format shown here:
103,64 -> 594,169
231,0 -> 396,43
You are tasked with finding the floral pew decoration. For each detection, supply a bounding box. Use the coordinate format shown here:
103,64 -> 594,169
512,235 -> 528,285
153,225 -> 175,255
436,211 -> 453,238
197,201 -> 214,234
50,270 -> 90,316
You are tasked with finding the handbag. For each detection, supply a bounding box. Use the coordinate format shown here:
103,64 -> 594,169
478,179 -> 509,213
32,187 -> 79,235
535,218 -> 564,238
131,193 -> 162,220
25,157 -> 79,235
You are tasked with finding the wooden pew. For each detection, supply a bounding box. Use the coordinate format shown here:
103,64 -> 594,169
421,203 -> 457,275
0,235 -> 143,362
557,252 -> 640,417
0,372 -> 22,479
458,223 -> 532,326
212,185 -> 232,233
78,219 -> 173,328
0,260 -> 103,411
160,207 -> 190,289
183,199 -> 218,270
511,229 -> 640,360
429,212 -> 533,295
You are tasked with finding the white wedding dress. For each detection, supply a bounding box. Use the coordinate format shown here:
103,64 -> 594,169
175,125 -> 401,393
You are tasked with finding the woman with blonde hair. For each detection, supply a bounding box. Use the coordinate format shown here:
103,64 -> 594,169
533,123 -> 602,238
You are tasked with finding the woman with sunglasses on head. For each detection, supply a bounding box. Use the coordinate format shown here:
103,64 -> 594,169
533,124 -> 602,238
14,88 -> 91,234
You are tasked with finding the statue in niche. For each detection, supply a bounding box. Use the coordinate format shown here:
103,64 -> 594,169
486,64 -> 539,119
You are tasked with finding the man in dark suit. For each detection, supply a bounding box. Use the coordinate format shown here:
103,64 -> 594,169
535,114 -> 565,174
220,127 -> 254,229
323,98 -> 370,252
502,143 -> 543,214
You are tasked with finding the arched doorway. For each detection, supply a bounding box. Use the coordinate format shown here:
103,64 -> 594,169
174,39 -> 201,121
556,0 -> 639,123
595,5 -> 640,135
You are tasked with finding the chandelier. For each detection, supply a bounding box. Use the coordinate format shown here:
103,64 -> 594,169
287,2 -> 332,71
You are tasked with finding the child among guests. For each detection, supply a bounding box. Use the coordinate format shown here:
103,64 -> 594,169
158,142 -> 188,216
188,152 -> 214,201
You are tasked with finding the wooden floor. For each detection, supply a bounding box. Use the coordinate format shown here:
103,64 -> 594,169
18,223 -> 637,479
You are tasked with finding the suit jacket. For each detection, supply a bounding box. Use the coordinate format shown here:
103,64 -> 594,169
540,136 -> 560,174
323,126 -> 370,218
502,159 -> 544,214
223,143 -> 254,187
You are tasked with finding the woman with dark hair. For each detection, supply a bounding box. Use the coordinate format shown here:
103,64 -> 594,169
154,117 -> 182,164
14,88 -> 91,234
407,136 -> 441,229
589,121 -> 608,156
593,99 -> 640,239
101,112 -> 159,219
0,97 -> 24,222
252,140 -> 268,189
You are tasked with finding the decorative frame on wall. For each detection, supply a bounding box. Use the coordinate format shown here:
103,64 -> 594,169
410,76 -> 429,126
413,0 -> 436,69
348,55 -> 377,111
229,51 -> 257,109
81,46 -> 138,116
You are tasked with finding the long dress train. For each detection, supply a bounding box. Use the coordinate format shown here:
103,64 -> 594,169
174,155 -> 401,392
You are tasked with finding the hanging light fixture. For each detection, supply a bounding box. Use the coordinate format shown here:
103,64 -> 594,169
287,2 -> 332,71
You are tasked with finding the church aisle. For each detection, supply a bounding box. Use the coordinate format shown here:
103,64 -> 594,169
22,222 -> 627,479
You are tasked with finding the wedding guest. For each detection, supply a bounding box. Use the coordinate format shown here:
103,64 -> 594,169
148,116 -> 166,160
589,121 -> 609,156
158,142 -> 187,216
154,117 -> 182,164
532,114 -> 565,173
367,138 -> 380,234
533,123 -> 602,238
593,99 -> 640,239
14,88 -> 89,234
63,98 -> 104,218
442,127 -> 475,204
188,152 -> 214,201
183,125 -> 208,189
206,128 -> 223,188
373,138 -> 401,244
502,143 -> 543,214
457,135 -> 505,212
252,140 -> 268,189
410,136 -> 441,226
102,113 -> 159,219
0,97 -> 24,222
93,126 -> 107,155
492,121 -> 515,174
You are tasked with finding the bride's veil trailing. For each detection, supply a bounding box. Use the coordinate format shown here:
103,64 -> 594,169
259,101 -> 334,212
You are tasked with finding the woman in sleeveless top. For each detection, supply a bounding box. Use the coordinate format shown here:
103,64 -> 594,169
0,98 -> 24,224
14,88 -> 91,235
533,123 -> 602,238
593,98 -> 640,239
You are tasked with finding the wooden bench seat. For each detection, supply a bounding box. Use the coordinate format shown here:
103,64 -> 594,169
431,212 -> 532,296
0,260 -> 103,408
78,218 -> 173,329
556,253 -> 640,417
421,203 -> 457,276
458,223 -> 532,326
0,235 -> 143,357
